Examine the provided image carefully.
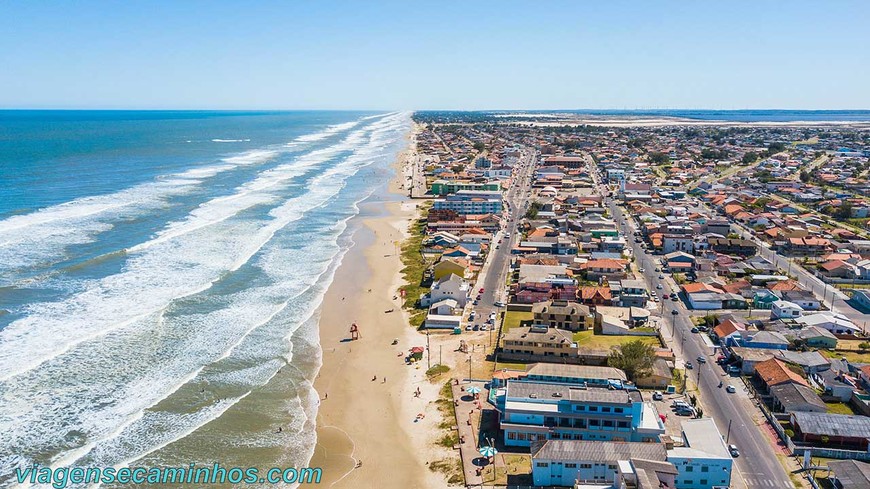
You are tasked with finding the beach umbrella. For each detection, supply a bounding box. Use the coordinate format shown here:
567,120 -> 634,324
478,446 -> 498,458
466,386 -> 481,395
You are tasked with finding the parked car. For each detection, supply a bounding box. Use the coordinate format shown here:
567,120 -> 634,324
685,362 -> 693,369
728,365 -> 741,375
658,274 -> 665,279
472,324 -> 479,331
690,327 -> 699,333
728,444 -> 739,457
652,391 -> 663,401
656,284 -> 663,289
697,356 -> 706,364
493,301 -> 504,307
638,267 -> 645,272
726,385 -> 736,393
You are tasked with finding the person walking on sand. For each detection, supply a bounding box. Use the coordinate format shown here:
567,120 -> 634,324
372,375 -> 377,382
382,377 -> 386,383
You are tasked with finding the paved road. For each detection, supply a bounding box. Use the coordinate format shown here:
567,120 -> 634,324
699,203 -> 870,329
470,148 -> 538,345
583,150 -> 795,489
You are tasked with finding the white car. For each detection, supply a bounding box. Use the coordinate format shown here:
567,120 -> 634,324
726,385 -> 736,393
652,391 -> 663,401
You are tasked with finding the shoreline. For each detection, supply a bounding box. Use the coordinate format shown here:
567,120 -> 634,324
310,124 -> 447,487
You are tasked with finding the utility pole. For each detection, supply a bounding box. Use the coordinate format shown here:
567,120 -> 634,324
726,419 -> 733,443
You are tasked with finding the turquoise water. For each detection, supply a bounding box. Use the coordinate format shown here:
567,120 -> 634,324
0,110 -> 411,485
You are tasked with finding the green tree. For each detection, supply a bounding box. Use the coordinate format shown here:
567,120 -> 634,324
473,141 -> 485,152
741,152 -> 759,165
608,340 -> 656,381
859,342 -> 870,352
799,170 -> 811,183
525,201 -> 542,219
768,142 -> 786,154
649,151 -> 669,165
834,201 -> 853,220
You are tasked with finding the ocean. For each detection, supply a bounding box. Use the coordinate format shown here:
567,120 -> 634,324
0,110 -> 411,486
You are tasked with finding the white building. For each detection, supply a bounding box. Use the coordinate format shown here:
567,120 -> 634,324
530,439 -> 667,487
419,273 -> 470,308
667,418 -> 733,489
770,300 -> 804,319
796,312 -> 861,335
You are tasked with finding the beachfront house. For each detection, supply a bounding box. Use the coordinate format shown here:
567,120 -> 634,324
419,273 -> 470,308
667,418 -> 733,489
496,380 -> 665,447
530,439 -> 668,487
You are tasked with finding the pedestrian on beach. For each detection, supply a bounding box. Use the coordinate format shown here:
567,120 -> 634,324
372,375 -> 377,381
382,377 -> 386,383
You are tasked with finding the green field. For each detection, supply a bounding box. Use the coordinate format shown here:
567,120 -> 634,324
821,349 -> 870,363
502,310 -> 534,332
825,402 -> 857,415
572,330 -> 660,350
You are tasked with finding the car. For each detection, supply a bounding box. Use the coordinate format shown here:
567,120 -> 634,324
469,312 -> 476,320
479,288 -> 484,293
472,300 -> 479,305
654,267 -> 660,272
658,274 -> 665,279
652,296 -> 659,302
728,365 -> 741,374
656,284 -> 663,289
493,301 -> 504,307
672,400 -> 690,408
728,444 -> 739,457
652,391 -> 663,401
465,325 -> 473,331
479,324 -> 488,331
638,267 -> 645,272
726,385 -> 736,393
698,325 -> 709,332
495,245 -> 500,249
696,356 -> 706,364
685,362 -> 693,369
472,324 -> 479,331
690,327 -> 699,333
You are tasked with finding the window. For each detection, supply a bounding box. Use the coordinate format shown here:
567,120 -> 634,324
507,432 -> 516,440
565,463 -> 577,469
700,480 -> 708,486
580,464 -> 592,469
686,466 -> 693,472
536,462 -> 549,468
701,466 -> 709,473
589,406 -> 598,412
608,464 -> 617,470
614,407 -> 624,413
602,407 -> 611,413
589,419 -> 600,426
602,420 -> 614,428
617,421 -> 629,428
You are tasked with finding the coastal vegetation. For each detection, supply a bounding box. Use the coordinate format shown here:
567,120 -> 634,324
607,339 -> 656,381
398,203 -> 434,325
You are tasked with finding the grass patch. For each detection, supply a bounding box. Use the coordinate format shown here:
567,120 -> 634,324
480,454 -> 532,486
572,330 -> 660,350
398,204 -> 435,314
426,364 -> 451,381
501,310 -> 533,333
820,349 -> 870,363
825,402 -> 857,415
429,458 -> 464,485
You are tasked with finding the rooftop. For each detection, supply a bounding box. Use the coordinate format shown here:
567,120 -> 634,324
530,439 -> 667,462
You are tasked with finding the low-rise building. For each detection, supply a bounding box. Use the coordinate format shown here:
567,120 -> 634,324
530,439 -> 667,487
532,299 -> 594,331
502,325 -> 578,361
498,380 -> 665,447
667,418 -> 733,489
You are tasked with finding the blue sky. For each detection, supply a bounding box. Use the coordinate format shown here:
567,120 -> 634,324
1,1 -> 868,110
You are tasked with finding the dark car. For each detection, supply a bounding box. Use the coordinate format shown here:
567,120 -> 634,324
690,327 -> 699,333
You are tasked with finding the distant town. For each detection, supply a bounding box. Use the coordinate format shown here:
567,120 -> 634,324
400,111 -> 870,489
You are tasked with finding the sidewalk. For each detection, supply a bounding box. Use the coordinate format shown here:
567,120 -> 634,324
451,381 -> 487,487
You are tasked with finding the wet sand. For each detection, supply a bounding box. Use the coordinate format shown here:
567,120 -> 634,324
310,140 -> 446,488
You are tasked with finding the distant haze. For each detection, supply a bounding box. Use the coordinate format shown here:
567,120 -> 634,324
1,1 -> 868,110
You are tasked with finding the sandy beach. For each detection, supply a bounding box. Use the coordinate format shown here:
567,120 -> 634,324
310,133 -> 449,488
